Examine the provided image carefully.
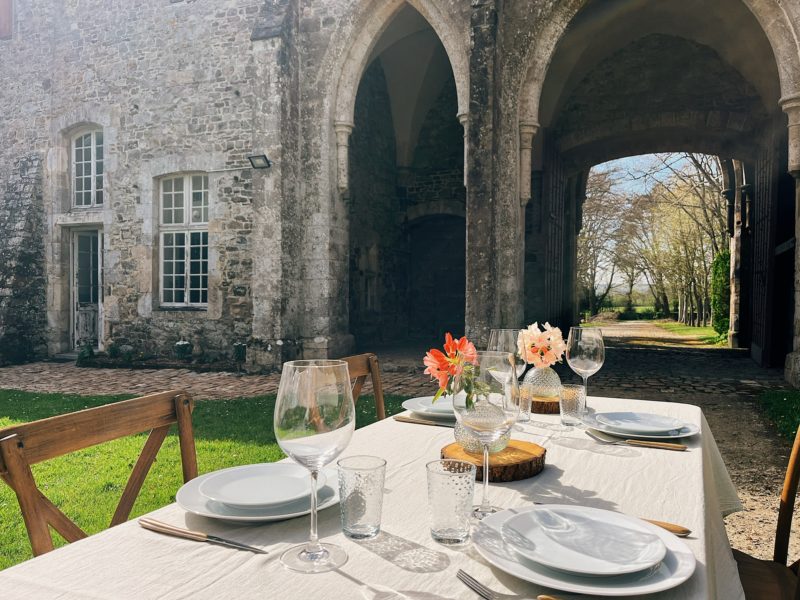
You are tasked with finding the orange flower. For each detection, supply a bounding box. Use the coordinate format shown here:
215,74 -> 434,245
423,348 -> 451,389
423,333 -> 478,390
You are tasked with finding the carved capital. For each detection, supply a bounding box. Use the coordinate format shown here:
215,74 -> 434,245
780,94 -> 800,176
458,113 -> 468,187
333,121 -> 354,192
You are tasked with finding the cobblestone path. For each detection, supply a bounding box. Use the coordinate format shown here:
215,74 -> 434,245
0,320 -> 795,559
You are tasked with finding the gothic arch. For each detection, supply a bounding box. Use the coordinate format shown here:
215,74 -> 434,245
331,0 -> 469,128
517,0 -> 800,127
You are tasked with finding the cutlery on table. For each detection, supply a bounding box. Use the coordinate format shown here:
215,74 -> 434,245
138,517 -> 267,554
643,518 -> 691,537
585,428 -> 687,451
456,569 -> 563,600
393,415 -> 454,428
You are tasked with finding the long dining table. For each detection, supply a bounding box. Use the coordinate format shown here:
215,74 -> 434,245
0,396 -> 745,599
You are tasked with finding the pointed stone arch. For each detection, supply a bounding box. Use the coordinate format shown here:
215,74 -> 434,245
328,0 -> 469,192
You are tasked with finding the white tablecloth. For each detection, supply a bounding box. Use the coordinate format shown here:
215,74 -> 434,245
0,396 -> 744,599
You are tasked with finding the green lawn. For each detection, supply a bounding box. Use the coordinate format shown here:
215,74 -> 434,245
653,321 -> 725,345
759,390 -> 800,440
0,389 -> 410,570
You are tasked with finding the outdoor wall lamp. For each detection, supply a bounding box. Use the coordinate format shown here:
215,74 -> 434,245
247,154 -> 272,169
208,154 -> 273,173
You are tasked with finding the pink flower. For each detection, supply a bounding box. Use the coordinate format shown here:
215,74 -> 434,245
517,322 -> 565,368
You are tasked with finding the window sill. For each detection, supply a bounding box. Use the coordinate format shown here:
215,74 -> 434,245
155,306 -> 208,312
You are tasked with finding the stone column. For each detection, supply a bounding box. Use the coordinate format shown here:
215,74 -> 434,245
458,113 -> 468,187
333,121 -> 353,194
464,0 -> 498,346
780,94 -> 800,386
519,122 -> 538,206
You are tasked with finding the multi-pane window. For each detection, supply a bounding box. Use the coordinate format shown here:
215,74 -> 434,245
73,130 -> 104,206
160,174 -> 209,306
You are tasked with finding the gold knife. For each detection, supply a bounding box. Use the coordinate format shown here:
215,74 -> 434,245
393,415 -> 454,428
625,439 -> 688,451
139,517 -> 267,554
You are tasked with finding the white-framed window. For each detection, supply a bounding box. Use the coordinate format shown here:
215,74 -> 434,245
159,173 -> 209,306
72,129 -> 104,207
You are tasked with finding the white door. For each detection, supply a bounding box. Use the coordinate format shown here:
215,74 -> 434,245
72,230 -> 102,350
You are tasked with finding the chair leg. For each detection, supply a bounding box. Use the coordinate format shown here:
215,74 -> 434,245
0,435 -> 54,556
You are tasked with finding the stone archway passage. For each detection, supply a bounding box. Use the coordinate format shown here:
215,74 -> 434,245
346,4 -> 466,348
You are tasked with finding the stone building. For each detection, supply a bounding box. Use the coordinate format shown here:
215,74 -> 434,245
1,0 -> 800,386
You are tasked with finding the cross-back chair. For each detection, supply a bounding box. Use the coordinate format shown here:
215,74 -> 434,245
0,390 -> 198,556
342,353 -> 386,421
733,425 -> 800,600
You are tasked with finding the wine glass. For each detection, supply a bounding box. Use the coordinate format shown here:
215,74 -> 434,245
566,327 -> 605,401
452,350 -> 520,520
487,329 -> 526,378
488,328 -> 527,421
274,359 -> 356,573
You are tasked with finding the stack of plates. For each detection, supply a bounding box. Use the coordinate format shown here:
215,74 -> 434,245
584,411 -> 700,440
400,396 -> 457,421
176,463 -> 339,522
473,505 -> 696,596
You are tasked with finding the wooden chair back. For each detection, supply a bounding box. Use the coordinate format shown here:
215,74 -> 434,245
342,353 -> 386,421
775,426 -> 800,567
0,390 -> 198,556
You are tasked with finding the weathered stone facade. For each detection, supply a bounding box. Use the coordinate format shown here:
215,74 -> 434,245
1,0 -> 800,385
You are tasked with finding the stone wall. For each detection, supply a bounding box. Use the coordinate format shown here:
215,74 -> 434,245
0,0 -> 291,365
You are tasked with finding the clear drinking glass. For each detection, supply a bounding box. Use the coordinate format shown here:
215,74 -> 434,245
559,383 -> 586,427
487,328 -> 529,422
337,455 -> 386,540
426,459 -> 476,545
453,350 -> 520,520
274,360 -> 356,573
566,327 -> 605,400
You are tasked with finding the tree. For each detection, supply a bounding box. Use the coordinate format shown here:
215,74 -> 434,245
576,169 -> 627,315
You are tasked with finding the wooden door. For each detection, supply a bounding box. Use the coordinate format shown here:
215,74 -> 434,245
72,231 -> 101,349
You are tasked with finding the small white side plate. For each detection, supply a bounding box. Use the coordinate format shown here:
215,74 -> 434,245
500,505 -> 666,576
583,414 -> 700,440
401,396 -> 456,419
198,463 -> 327,509
177,465 -> 338,522
474,506 -> 696,596
595,412 -> 686,435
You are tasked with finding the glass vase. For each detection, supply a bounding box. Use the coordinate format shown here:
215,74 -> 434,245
521,366 -> 562,414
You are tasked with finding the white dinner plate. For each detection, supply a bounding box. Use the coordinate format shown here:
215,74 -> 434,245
500,505 -> 666,576
474,507 -> 696,596
177,466 -> 339,523
595,412 -> 687,435
401,396 -> 456,419
583,413 -> 700,440
198,463 -> 327,509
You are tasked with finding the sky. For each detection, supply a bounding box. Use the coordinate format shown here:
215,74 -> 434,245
592,153 -> 692,196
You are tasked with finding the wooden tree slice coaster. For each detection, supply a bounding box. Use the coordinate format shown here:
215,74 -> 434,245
521,388 -> 560,414
441,440 -> 546,482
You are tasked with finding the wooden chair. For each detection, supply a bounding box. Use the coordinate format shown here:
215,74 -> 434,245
342,353 -> 386,421
733,426 -> 800,599
0,390 -> 198,556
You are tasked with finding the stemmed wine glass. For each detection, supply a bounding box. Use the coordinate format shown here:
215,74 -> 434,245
487,328 -> 527,421
274,359 -> 356,573
566,327 -> 605,401
487,329 -> 526,378
452,350 -> 520,520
